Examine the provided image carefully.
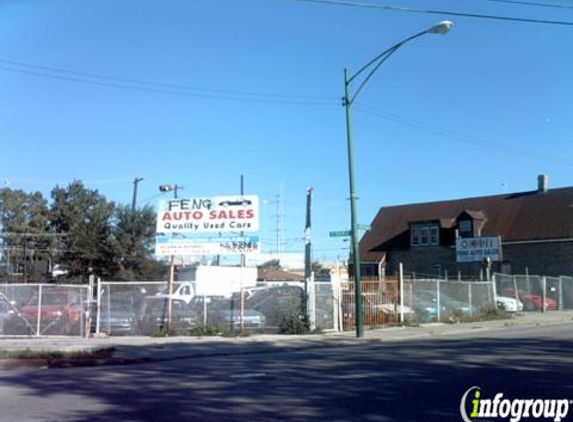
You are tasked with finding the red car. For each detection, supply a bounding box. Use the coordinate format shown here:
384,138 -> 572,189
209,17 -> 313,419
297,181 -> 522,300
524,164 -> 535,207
6,290 -> 86,335
502,289 -> 556,311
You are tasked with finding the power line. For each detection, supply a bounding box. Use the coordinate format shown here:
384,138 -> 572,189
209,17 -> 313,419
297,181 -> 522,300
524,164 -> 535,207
355,104 -> 573,167
0,176 -> 134,187
463,0 -> 573,10
0,58 -> 335,102
278,0 -> 573,26
0,59 -> 337,106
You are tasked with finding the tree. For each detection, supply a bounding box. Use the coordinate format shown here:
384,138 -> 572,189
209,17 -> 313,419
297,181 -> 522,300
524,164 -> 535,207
1,181 -> 169,283
312,261 -> 331,276
0,188 -> 51,281
50,181 -> 116,281
112,204 -> 167,280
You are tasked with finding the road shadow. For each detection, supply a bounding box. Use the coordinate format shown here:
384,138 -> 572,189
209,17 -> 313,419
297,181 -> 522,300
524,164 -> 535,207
1,332 -> 572,422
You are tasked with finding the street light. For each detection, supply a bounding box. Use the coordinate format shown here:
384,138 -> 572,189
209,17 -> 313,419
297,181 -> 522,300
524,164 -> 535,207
159,184 -> 184,199
343,20 -> 453,338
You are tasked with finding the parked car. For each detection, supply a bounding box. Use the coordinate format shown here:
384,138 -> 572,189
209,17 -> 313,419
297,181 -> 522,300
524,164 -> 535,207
413,291 -> 476,321
496,295 -> 523,312
4,290 -> 86,335
0,297 -> 16,333
92,300 -> 137,336
241,285 -> 304,326
139,297 -> 198,335
154,282 -> 195,304
51,264 -> 69,279
502,289 -> 556,311
211,308 -> 267,329
191,296 -> 266,329
373,303 -> 416,318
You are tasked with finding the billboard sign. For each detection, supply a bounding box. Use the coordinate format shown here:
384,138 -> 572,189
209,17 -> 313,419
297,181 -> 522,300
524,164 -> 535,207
156,195 -> 259,234
456,236 -> 502,263
155,235 -> 260,256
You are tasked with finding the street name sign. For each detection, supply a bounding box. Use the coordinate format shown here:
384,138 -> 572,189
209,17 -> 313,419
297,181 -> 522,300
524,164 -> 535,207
329,230 -> 351,237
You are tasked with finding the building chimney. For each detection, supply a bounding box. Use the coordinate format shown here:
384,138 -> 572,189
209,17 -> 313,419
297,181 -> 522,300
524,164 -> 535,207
537,174 -> 549,193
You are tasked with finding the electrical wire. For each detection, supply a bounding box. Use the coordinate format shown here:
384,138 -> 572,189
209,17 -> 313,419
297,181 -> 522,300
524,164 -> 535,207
355,104 -> 573,167
278,0 -> 573,26
462,0 -> 573,10
0,59 -> 337,106
0,59 -> 333,101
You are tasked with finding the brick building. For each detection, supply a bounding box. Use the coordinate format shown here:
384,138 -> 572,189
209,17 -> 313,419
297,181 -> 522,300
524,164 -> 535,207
359,175 -> 573,279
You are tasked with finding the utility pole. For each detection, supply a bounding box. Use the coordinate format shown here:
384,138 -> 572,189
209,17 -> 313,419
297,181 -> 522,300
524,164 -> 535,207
276,182 -> 285,254
159,182 -> 183,331
132,177 -> 144,211
304,187 -> 313,281
304,187 -> 313,324
239,174 -> 245,335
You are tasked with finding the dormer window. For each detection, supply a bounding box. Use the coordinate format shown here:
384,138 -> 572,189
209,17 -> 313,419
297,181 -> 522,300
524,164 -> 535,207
411,223 -> 439,246
458,219 -> 473,238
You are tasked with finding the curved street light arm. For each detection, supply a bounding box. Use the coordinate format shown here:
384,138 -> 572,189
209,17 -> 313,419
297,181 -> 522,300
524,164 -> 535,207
345,29 -> 429,105
348,45 -> 399,105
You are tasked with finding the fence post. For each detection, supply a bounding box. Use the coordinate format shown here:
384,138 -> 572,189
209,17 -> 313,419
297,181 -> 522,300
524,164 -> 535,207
331,265 -> 341,332
559,277 -> 564,311
96,278 -> 102,335
491,273 -> 498,306
338,270 -> 344,332
436,279 -> 441,322
399,263 -> 404,324
513,276 -> 519,310
542,277 -> 547,313
203,292 -> 208,326
36,284 -> 42,336
468,282 -> 473,318
308,273 -> 316,331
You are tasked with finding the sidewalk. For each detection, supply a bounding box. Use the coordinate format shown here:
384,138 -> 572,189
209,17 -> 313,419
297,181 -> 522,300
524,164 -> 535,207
2,310 -> 572,367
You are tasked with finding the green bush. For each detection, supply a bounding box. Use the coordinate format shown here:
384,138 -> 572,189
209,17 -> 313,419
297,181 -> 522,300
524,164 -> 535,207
191,325 -> 233,337
445,306 -> 511,324
152,328 -> 179,337
279,313 -> 311,334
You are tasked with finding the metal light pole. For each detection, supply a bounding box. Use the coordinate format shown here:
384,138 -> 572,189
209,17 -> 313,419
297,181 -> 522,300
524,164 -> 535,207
343,20 -> 453,338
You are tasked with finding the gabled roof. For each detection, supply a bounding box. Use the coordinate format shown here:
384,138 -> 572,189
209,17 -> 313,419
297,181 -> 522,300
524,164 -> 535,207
360,186 -> 573,261
460,210 -> 487,221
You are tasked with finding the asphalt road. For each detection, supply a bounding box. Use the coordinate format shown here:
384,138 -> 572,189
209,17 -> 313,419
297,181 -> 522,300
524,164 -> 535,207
1,322 -> 572,422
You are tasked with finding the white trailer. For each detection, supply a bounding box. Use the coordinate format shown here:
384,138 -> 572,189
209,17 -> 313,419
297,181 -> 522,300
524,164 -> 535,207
177,265 -> 258,298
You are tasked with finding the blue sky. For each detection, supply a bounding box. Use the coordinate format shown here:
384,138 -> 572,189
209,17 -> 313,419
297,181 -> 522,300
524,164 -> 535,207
1,0 -> 571,263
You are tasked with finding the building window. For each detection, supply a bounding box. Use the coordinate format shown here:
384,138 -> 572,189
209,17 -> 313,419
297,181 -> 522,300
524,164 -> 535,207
411,224 -> 439,246
458,220 -> 473,238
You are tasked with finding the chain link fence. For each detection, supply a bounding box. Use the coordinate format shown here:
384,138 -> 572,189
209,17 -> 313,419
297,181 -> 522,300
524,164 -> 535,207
94,279 -> 337,336
0,284 -> 90,337
493,273 -> 573,312
341,280 -> 406,327
341,278 -> 495,328
20,272 -> 573,336
407,279 -> 494,323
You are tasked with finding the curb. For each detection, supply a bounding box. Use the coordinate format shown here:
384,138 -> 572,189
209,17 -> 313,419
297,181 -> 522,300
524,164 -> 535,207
2,313 -> 572,370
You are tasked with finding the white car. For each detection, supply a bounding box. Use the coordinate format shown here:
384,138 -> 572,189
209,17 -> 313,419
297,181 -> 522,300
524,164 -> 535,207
373,303 -> 417,321
496,295 -> 523,312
